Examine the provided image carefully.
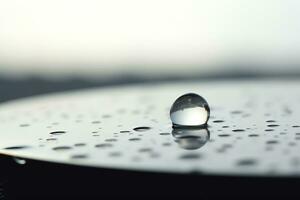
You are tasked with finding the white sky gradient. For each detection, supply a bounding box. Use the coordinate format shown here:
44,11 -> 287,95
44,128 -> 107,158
0,0 -> 300,78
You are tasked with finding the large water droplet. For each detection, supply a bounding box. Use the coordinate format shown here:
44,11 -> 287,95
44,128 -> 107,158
170,93 -> 210,128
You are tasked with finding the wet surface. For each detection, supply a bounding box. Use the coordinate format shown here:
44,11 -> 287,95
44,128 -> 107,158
0,80 -> 300,177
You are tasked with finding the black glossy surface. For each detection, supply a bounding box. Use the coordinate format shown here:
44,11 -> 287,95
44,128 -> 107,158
0,156 -> 300,197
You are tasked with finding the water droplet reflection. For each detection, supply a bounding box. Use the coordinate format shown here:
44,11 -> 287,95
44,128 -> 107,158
172,127 -> 210,150
13,157 -> 27,165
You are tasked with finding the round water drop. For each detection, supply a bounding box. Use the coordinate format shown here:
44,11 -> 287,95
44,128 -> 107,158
170,93 -> 210,128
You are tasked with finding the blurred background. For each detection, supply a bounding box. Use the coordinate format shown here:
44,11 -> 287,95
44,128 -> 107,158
0,0 -> 300,102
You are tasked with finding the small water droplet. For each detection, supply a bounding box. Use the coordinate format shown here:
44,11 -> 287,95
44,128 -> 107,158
264,129 -> 274,132
50,131 -> 66,135
248,134 -> 259,137
213,120 -> 224,123
138,148 -> 152,153
232,129 -> 245,132
218,134 -> 231,137
222,144 -> 233,148
95,143 -> 113,148
19,124 -> 30,127
74,143 -> 86,147
266,140 -> 279,144
105,138 -> 117,142
159,132 -> 170,136
150,153 -> 160,158
133,127 -> 151,132
170,93 -> 210,128
120,130 -> 130,133
52,146 -> 72,151
216,148 -> 226,153
108,152 -> 122,157
236,159 -> 257,166
267,124 -> 279,127
242,114 -> 251,118
231,110 -> 243,114
71,154 -> 88,159
4,145 -> 30,150
129,138 -> 141,141
162,142 -> 172,146
46,138 -> 57,141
